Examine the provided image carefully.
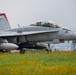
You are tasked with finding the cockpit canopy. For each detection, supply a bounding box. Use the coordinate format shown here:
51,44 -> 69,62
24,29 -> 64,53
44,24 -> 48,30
31,21 -> 61,28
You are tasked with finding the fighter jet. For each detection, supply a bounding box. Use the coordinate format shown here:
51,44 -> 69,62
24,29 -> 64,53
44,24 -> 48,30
0,13 -> 76,53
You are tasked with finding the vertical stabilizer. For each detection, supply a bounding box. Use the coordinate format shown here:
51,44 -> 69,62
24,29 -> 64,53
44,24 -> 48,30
0,13 -> 11,31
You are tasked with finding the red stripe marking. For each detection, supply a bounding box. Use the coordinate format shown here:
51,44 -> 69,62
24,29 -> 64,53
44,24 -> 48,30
0,13 -> 8,21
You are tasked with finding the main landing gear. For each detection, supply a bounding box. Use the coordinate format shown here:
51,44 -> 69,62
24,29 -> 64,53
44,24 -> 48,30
19,48 -> 26,54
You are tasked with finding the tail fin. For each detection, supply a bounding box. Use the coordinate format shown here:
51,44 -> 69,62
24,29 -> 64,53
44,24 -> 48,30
0,13 -> 11,31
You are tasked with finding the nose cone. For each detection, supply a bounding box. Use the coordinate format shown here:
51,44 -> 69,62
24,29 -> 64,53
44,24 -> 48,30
9,43 -> 19,49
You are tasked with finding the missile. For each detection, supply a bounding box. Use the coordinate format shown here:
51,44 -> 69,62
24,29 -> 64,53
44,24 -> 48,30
0,43 -> 19,50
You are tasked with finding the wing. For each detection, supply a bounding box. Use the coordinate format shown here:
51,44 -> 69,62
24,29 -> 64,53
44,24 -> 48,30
0,30 -> 59,37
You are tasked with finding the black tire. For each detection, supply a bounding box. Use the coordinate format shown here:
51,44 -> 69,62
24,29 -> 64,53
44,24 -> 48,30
20,48 -> 25,54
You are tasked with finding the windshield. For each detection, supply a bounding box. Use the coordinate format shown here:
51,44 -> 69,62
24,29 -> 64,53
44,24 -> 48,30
31,21 -> 61,28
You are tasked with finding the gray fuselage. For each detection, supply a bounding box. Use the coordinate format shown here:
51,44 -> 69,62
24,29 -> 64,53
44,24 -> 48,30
4,26 -> 76,43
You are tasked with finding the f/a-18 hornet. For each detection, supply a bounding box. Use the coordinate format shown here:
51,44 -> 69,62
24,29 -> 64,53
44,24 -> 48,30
0,13 -> 76,53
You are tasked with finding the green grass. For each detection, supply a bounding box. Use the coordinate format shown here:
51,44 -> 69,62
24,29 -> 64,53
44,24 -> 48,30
0,51 -> 76,75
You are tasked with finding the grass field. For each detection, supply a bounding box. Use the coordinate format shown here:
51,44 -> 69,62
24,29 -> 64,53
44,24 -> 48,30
0,51 -> 76,75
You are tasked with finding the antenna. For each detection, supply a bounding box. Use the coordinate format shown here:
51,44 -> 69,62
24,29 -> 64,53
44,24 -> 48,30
18,24 -> 20,27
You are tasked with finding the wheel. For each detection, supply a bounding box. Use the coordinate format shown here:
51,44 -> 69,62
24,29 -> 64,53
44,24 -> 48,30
19,48 -> 25,54
0,50 -> 5,53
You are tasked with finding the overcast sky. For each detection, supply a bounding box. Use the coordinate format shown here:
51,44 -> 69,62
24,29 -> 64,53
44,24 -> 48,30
0,0 -> 76,30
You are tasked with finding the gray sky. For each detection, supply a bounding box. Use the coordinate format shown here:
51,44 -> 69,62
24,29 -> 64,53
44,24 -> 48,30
0,0 -> 76,30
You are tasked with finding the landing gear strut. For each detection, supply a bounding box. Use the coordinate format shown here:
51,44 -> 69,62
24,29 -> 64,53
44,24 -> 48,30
45,44 -> 54,52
